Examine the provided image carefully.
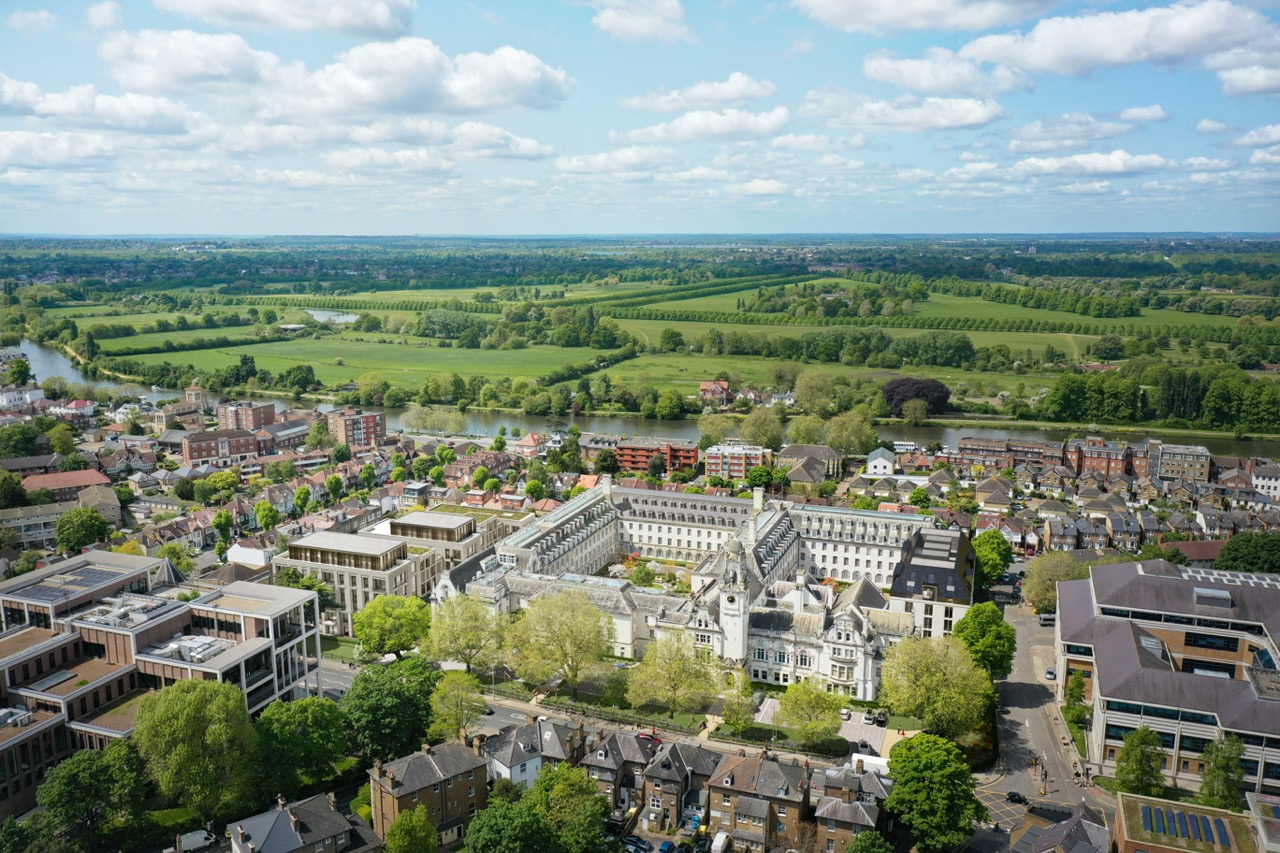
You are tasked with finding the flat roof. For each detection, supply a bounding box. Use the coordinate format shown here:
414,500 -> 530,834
72,690 -> 149,733
0,627 -> 62,662
394,510 -> 473,530
20,657 -> 125,697
0,709 -> 61,746
201,580 -> 314,615
291,530 -> 403,556
1119,792 -> 1256,853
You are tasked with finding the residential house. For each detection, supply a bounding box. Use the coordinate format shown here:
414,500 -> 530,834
699,380 -> 731,406
864,448 -> 895,478
482,718 -> 587,787
707,753 -> 810,853
807,759 -> 893,853
21,469 -> 112,502
368,743 -> 488,846
778,445 -> 844,480
580,730 -> 661,816
510,432 -> 545,459
1009,803 -> 1108,853
638,741 -> 720,833
230,793 -> 382,853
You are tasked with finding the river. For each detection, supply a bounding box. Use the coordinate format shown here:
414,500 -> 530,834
19,340 -> 1280,457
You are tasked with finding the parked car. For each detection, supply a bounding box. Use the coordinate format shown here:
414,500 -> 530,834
858,739 -> 872,754
625,836 -> 654,852
840,708 -> 852,720
1006,791 -> 1029,804
862,710 -> 876,724
874,711 -> 888,727
659,843 -> 677,853
1045,667 -> 1056,681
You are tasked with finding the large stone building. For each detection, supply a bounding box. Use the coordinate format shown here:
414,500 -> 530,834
1057,560 -> 1280,794
460,478 -> 971,699
216,400 -> 276,432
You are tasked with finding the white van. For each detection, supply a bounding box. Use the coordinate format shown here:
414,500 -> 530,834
711,830 -> 731,853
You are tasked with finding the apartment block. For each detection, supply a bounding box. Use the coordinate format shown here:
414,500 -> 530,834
326,408 -> 386,449
1154,442 -> 1213,483
271,531 -> 440,635
0,485 -> 120,550
0,551 -> 320,819
1057,560 -> 1280,794
20,470 -> 111,503
369,743 -> 488,847
614,437 -> 700,474
703,444 -> 773,480
181,429 -> 258,467
216,401 -> 276,432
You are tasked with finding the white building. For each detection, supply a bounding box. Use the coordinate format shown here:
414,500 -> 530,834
865,447 -> 895,478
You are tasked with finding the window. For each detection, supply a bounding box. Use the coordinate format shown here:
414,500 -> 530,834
468,803 -> 476,818
778,805 -> 787,816
433,782 -> 441,792
411,791 -> 419,802
1184,632 -> 1238,652
315,843 -> 324,853
468,786 -> 474,797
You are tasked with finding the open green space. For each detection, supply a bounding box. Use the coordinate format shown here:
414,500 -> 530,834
97,324 -> 271,352
319,635 -> 362,663
916,293 -> 1239,330
130,338 -> 583,386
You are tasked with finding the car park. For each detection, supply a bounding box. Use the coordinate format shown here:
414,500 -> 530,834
840,708 -> 852,720
863,710 -> 876,724
874,711 -> 887,727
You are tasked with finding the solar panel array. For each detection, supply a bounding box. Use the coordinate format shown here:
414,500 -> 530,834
22,568 -> 118,601
1139,803 -> 1231,849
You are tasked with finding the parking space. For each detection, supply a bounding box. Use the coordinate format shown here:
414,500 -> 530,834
839,716 -> 886,755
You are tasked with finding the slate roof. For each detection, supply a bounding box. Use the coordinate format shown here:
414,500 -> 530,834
371,744 -> 487,795
709,754 -> 807,804
232,795 -> 354,853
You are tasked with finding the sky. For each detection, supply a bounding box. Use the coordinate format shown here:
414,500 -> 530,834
0,0 -> 1278,235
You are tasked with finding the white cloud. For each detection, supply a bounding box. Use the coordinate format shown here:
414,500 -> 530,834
1250,148 -> 1280,165
0,131 -> 111,167
862,48 -> 1029,96
264,39 -> 571,118
0,73 -> 41,113
348,117 -> 449,144
768,133 -> 854,152
1008,113 -> 1133,153
153,0 -> 413,37
450,122 -> 552,158
323,147 -> 453,172
100,29 -> 280,94
7,9 -> 57,31
792,0 -> 1054,32
727,178 -> 788,195
86,2 -> 121,29
655,166 -> 730,182
555,145 -> 674,173
1182,156 -> 1232,170
1195,118 -> 1229,134
801,88 -> 1006,133
588,0 -> 694,44
959,0 -> 1280,96
1118,105 -> 1168,122
1010,149 -> 1175,177
0,73 -> 198,133
1232,124 -> 1280,147
620,73 -> 775,112
1060,181 -> 1111,194
611,107 -> 789,144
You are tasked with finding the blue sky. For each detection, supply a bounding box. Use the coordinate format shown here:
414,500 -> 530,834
0,0 -> 1277,235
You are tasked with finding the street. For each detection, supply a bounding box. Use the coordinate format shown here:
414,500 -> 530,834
963,587 -> 1113,852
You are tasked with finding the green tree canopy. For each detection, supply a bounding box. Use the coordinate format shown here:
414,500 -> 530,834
952,601 -> 1017,679
879,635 -> 995,739
255,499 -> 280,531
846,832 -> 895,853
626,630 -> 715,717
464,795 -> 557,853
341,657 -> 440,761
524,763 -> 610,853
425,593 -> 505,674
36,738 -> 146,851
971,529 -> 1014,588
212,509 -> 233,542
507,589 -> 614,699
428,671 -> 487,740
886,734 -> 988,852
825,407 -> 879,458
1197,735 -> 1245,811
1214,532 -> 1280,574
274,566 -> 336,610
719,667 -> 757,733
774,678 -> 844,746
1115,726 -> 1166,796
55,506 -> 109,553
353,595 -> 432,659
256,696 -> 346,798
134,680 -> 259,820
384,804 -> 440,853
1022,551 -> 1127,613
738,407 -> 784,451
696,413 -> 735,450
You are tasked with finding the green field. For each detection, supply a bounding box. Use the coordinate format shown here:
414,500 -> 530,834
915,293 -> 1238,329
130,338 -> 581,386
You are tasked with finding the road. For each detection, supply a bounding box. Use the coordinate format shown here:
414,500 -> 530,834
961,580 -> 1114,853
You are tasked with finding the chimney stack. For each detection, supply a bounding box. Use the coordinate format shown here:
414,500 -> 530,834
374,758 -> 383,777
288,810 -> 299,833
855,758 -> 864,775
421,743 -> 432,754
473,738 -> 482,756
327,792 -> 336,810
276,793 -> 287,811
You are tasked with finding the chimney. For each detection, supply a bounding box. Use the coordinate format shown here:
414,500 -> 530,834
842,785 -> 851,804
473,738 -> 482,756
288,810 -> 299,833
233,826 -> 243,843
421,743 -> 432,754
327,792 -> 336,811
248,845 -> 256,853
175,835 -> 183,851
855,758 -> 864,775
276,793 -> 287,810
374,758 -> 383,778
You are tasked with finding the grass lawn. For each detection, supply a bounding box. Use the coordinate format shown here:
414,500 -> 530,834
97,324 -> 270,352
130,338 -> 584,387
320,635 -> 362,663
149,806 -> 201,830
1062,709 -> 1087,757
915,293 -> 1238,330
